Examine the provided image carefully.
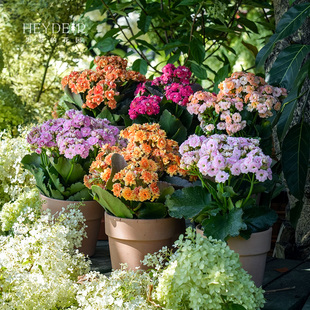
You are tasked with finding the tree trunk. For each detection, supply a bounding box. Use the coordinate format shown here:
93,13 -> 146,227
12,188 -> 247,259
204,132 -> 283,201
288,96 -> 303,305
268,0 -> 310,260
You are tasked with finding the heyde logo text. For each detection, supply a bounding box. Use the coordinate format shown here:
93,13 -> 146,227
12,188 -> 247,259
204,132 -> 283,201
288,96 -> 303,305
23,23 -> 85,34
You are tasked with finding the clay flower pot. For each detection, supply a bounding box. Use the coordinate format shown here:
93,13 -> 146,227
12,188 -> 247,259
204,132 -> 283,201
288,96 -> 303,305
197,226 -> 272,287
105,212 -> 185,270
40,194 -> 104,257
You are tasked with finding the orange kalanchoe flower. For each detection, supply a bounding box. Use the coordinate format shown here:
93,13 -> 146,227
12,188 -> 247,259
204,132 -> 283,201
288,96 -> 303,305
61,55 -> 146,112
84,123 -> 187,204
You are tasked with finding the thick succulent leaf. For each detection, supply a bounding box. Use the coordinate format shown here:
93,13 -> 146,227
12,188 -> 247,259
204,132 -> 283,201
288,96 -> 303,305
47,184 -> 64,200
21,153 -> 42,169
50,156 -> 86,184
256,3 -> 310,69
157,182 -> 175,203
282,122 -> 310,199
242,206 -> 278,233
201,208 -> 246,241
63,182 -> 86,197
64,85 -> 83,109
166,186 -> 212,219
68,188 -> 92,201
136,202 -> 167,219
277,59 -> 310,141
49,173 -> 65,194
33,168 -> 50,197
106,153 -> 127,190
91,185 -> 133,218
268,44 -> 310,90
159,110 -> 187,143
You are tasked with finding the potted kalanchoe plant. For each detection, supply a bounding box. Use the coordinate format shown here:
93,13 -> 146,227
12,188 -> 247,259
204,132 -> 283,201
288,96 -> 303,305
57,55 -> 146,126
128,63 -> 200,143
166,133 -> 278,286
187,72 -> 287,154
84,122 -> 189,269
21,109 -> 121,256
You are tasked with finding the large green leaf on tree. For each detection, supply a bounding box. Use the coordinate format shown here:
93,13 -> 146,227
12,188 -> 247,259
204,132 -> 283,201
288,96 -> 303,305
268,44 -> 310,90
277,59 -> 310,142
281,122 -> 310,200
256,3 -> 310,69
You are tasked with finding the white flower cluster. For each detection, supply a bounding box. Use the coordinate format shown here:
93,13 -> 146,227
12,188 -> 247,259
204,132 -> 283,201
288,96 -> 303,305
0,205 -> 90,309
71,267 -> 156,310
144,228 -> 265,310
0,188 -> 41,233
0,129 -> 35,207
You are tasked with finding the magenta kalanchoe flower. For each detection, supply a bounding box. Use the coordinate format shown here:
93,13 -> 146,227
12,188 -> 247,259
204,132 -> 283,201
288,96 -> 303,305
27,110 -> 120,159
128,95 -> 161,120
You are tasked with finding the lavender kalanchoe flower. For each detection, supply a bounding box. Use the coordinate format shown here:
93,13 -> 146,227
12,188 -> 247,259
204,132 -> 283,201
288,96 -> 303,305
23,110 -> 121,201
180,134 -> 272,183
27,110 -> 120,159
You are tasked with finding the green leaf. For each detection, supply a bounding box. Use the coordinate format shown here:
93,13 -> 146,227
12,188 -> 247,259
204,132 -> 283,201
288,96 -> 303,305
157,182 -> 175,203
49,173 -> 65,194
241,41 -> 258,57
242,206 -> 278,233
166,186 -> 212,219
137,13 -> 152,33
136,39 -> 159,54
167,52 -> 181,64
189,39 -> 205,64
159,110 -> 187,144
268,44 -> 310,89
256,3 -> 310,69
64,85 -> 83,109
132,58 -> 148,75
191,63 -> 208,80
277,59 -> 310,141
50,156 -> 86,184
68,188 -> 92,201
136,202 -> 167,219
0,49 -> 4,73
207,25 -> 241,34
93,37 -> 120,53
63,182 -> 86,197
282,122 -> 310,199
101,28 -> 121,40
33,169 -> 50,197
213,64 -> 230,93
106,153 -> 127,190
91,185 -> 133,218
159,41 -> 183,51
238,17 -> 259,34
47,186 -> 64,200
202,208 -> 247,241
177,0 -> 200,5
222,302 -> 246,310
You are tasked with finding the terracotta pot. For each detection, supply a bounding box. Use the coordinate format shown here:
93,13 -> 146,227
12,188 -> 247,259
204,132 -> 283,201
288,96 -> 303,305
97,215 -> 108,241
105,212 -> 185,270
40,194 -> 104,257
196,226 -> 272,287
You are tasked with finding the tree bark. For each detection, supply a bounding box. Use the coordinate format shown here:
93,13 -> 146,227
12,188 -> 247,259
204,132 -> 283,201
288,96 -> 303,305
269,0 -> 310,260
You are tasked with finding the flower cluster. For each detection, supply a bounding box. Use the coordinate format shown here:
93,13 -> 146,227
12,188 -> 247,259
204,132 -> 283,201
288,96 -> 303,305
128,64 -> 194,120
0,188 -> 41,233
84,123 -> 187,203
27,109 -> 119,159
61,55 -> 146,110
0,129 -> 35,207
180,134 -> 272,183
73,267 -> 155,309
0,205 -> 90,309
143,228 -> 265,310
128,95 -> 161,120
187,72 -> 287,136
164,83 -> 193,107
151,63 -> 192,86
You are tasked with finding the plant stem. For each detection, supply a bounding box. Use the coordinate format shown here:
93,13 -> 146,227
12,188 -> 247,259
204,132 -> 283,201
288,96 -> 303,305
243,174 -> 255,206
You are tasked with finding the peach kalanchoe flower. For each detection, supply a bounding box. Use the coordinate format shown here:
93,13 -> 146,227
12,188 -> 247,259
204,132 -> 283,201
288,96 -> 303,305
84,123 -> 187,203
187,72 -> 287,136
61,55 -> 146,111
